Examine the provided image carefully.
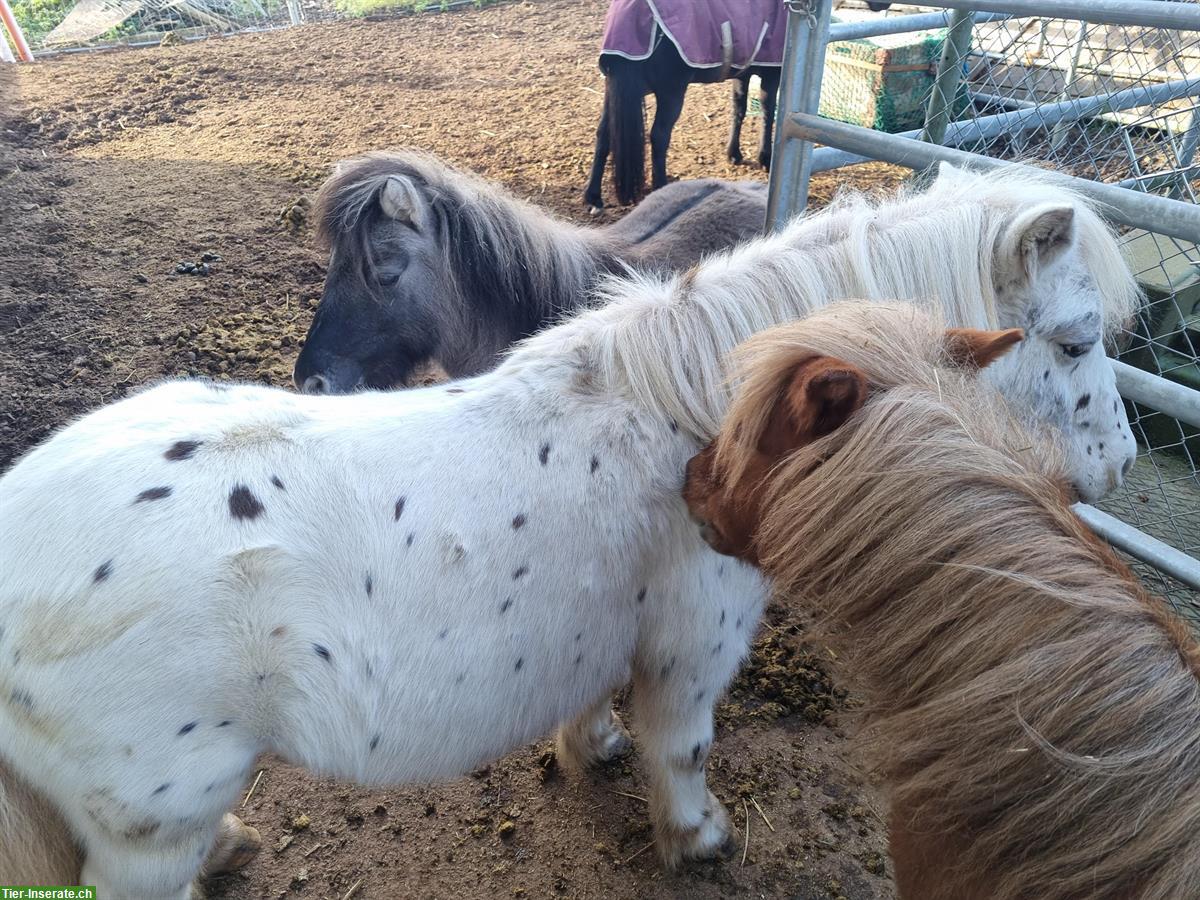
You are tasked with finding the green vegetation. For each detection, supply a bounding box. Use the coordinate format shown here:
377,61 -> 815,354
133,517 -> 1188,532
10,0 -> 76,46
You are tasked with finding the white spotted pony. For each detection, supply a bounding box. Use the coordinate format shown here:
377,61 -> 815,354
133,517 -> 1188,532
0,164 -> 1139,897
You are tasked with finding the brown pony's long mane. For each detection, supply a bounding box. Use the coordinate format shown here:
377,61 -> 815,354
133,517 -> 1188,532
717,302 -> 1200,900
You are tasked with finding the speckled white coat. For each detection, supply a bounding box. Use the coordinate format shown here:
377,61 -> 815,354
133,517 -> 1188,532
0,359 -> 762,897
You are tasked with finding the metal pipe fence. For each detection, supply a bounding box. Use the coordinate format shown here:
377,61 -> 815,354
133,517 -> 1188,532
771,0 -> 1200,614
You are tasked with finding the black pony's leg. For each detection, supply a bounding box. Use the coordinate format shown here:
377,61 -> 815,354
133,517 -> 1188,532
584,91 -> 611,210
727,74 -> 749,165
649,84 -> 687,191
757,68 -> 781,170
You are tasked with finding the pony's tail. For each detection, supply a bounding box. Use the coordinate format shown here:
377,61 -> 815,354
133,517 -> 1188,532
0,757 -> 80,883
606,59 -> 646,206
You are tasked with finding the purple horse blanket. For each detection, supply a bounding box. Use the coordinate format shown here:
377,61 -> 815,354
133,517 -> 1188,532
601,0 -> 787,70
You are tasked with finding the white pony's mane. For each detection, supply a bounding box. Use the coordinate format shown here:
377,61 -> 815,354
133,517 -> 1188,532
508,168 -> 1140,441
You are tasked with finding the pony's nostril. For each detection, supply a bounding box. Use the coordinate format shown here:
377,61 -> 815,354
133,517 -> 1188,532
302,374 -> 330,395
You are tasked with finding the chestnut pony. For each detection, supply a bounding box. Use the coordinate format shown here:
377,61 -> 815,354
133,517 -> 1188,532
684,301 -> 1200,900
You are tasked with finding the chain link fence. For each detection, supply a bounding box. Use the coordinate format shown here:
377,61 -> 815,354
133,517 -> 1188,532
5,0 -> 496,55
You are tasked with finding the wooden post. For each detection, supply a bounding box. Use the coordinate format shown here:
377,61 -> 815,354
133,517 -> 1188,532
0,0 -> 33,62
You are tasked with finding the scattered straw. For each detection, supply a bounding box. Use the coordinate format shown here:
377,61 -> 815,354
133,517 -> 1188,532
622,840 -> 655,865
342,879 -> 363,900
241,769 -> 264,808
750,796 -> 775,832
608,789 -> 648,804
741,798 -> 750,867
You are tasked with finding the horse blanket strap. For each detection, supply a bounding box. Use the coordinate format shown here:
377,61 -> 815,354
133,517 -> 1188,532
600,0 -> 787,69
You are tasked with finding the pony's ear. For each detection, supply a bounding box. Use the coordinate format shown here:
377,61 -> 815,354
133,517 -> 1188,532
998,203 -> 1076,286
944,327 -> 1024,370
379,175 -> 426,230
757,356 -> 868,457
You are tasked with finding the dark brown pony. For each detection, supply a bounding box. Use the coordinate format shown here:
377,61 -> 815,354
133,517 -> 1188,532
684,301 -> 1200,900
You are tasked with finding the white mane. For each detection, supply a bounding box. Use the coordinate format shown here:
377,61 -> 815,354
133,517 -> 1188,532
509,168 -> 1140,442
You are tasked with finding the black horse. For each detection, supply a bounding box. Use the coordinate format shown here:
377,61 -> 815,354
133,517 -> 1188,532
583,38 -> 781,211
582,2 -> 893,211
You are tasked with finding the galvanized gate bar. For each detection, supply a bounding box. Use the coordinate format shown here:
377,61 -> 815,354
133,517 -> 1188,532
1074,503 -> 1200,592
1113,360 -> 1200,430
919,8 -> 977,145
827,10 -> 1009,43
783,112 -> 1200,245
806,71 -> 1200,184
767,0 -> 834,232
946,76 -> 1200,146
910,0 -> 1200,31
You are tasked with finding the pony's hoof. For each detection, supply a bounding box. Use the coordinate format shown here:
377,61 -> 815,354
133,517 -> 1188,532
556,710 -> 632,769
758,152 -> 772,171
203,813 -> 262,876
655,792 -> 733,867
727,151 -> 744,166
594,713 -> 633,762
588,205 -> 605,218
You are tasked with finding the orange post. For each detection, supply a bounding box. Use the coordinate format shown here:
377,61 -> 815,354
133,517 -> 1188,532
0,0 -> 34,62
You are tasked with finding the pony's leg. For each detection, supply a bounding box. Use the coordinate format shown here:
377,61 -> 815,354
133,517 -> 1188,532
201,813 -> 262,876
632,644 -> 745,865
756,68 -> 781,170
649,84 -> 687,191
583,91 -> 611,212
77,817 -> 218,900
727,75 -> 749,165
555,695 -> 632,769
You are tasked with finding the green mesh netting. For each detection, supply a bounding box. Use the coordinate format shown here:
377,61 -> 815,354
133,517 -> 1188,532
820,27 -> 955,133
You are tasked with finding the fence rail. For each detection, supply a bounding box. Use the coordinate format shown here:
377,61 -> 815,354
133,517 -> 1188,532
771,0 -> 1200,613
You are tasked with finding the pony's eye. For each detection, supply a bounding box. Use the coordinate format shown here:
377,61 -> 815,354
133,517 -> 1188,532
377,273 -> 401,287
1060,342 -> 1093,359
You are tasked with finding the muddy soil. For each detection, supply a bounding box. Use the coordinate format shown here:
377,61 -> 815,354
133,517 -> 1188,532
1,3 -> 906,896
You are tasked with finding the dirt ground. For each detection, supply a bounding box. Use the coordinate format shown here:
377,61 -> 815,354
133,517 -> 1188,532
1,2 -> 908,896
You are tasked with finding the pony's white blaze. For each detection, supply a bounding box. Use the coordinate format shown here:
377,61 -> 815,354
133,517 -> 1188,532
0,165 -> 1139,896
